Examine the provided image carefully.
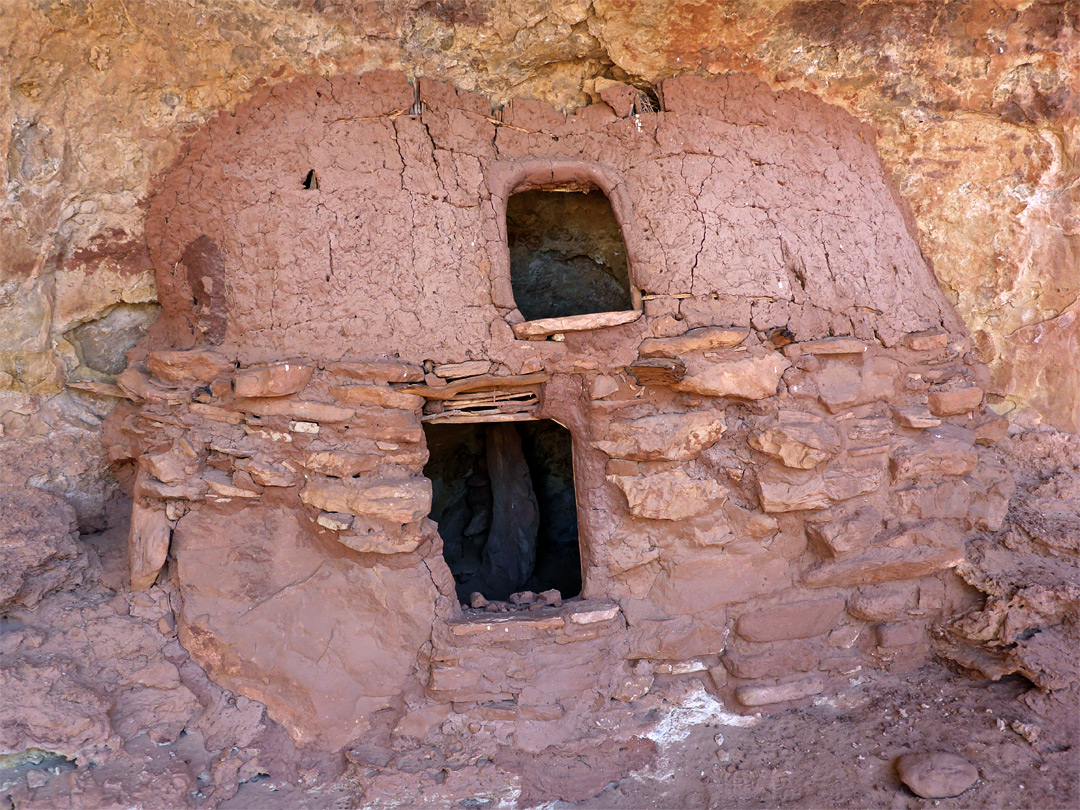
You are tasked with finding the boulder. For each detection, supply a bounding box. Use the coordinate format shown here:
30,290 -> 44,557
895,752 -> 978,799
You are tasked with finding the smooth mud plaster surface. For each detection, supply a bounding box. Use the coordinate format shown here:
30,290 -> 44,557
98,71 -> 1016,753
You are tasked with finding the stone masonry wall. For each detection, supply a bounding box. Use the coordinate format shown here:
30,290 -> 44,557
101,72 -> 1013,750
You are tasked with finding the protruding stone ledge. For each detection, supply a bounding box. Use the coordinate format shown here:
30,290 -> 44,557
892,404 -> 941,429
638,326 -> 748,358
433,360 -> 492,379
511,309 -> 642,339
446,599 -> 623,642
230,397 -> 354,423
399,372 -> 548,399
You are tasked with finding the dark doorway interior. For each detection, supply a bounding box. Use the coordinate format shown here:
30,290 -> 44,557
507,189 -> 634,321
423,419 -> 581,603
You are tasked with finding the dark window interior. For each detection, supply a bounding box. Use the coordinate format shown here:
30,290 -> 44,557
423,419 -> 581,603
507,189 -> 634,321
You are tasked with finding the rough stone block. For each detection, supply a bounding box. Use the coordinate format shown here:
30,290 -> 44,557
892,480 -> 972,521
304,450 -> 380,478
147,348 -> 232,383
609,470 -> 727,520
816,358 -> 896,413
927,385 -> 983,416
974,416 -> 1009,445
783,337 -> 867,357
875,621 -> 926,648
735,675 -> 825,707
890,427 -> 977,483
722,641 -> 820,679
757,462 -> 884,513
848,582 -> 917,622
672,346 -> 790,399
329,384 -> 424,411
892,404 -> 941,429
638,326 -> 748,357
300,477 -> 432,523
593,410 -> 726,461
806,508 -> 882,557
233,362 -> 313,397
902,329 -> 950,351
230,397 -> 354,424
648,553 -> 791,615
749,410 -> 840,469
129,502 -> 171,591
325,361 -> 424,383
735,597 -> 845,642
803,546 -> 964,588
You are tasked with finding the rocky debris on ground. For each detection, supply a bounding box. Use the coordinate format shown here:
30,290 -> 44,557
0,487 -> 95,612
894,751 -> 979,799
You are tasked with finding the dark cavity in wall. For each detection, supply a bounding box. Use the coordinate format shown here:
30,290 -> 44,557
507,189 -> 633,321
423,419 -> 581,603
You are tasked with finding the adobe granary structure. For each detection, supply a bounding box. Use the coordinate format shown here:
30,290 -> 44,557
103,70 -> 1013,751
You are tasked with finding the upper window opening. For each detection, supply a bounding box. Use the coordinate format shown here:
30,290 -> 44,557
507,188 -> 634,322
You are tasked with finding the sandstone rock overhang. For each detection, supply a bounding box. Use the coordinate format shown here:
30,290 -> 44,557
104,70 -> 1009,750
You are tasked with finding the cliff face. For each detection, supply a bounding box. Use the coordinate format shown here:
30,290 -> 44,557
1,0 -> 1077,524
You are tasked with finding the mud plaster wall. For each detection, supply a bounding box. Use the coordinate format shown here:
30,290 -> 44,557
103,72 -> 1015,751
2,2 -> 1076,539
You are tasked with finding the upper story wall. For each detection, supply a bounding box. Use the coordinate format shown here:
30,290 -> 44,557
145,70 -> 963,367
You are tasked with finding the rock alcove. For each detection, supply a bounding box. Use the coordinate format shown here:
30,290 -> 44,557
103,70 -> 1012,751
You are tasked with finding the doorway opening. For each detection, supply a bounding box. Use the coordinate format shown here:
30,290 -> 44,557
506,188 -> 634,322
423,419 -> 581,604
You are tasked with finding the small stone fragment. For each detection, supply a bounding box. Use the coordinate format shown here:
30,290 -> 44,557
470,592 -> 488,609
538,588 -> 562,607
508,590 -> 536,606
895,751 -> 978,799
